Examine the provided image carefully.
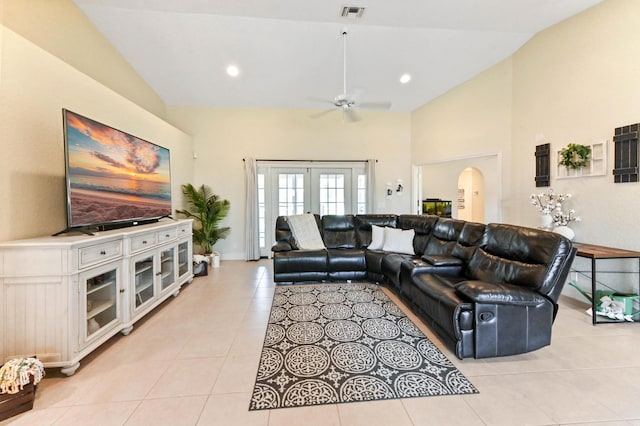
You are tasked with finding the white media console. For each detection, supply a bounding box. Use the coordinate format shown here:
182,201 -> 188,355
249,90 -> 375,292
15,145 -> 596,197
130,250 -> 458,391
0,219 -> 193,375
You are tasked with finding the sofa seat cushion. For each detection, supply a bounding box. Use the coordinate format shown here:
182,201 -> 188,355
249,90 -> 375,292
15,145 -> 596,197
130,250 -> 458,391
365,250 -> 387,275
381,253 -> 417,289
327,248 -> 366,272
455,281 -> 548,306
273,249 -> 327,273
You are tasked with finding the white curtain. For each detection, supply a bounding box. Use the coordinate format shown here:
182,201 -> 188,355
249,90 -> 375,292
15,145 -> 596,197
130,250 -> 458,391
244,158 -> 260,260
366,159 -> 376,213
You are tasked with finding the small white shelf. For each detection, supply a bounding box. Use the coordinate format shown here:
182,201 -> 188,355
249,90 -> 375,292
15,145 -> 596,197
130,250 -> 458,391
87,300 -> 115,320
87,280 -> 115,295
136,281 -> 153,295
135,262 -> 153,274
557,141 -> 607,179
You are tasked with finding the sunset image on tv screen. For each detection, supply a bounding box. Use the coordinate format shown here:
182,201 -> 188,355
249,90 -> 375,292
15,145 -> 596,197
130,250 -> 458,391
64,110 -> 171,227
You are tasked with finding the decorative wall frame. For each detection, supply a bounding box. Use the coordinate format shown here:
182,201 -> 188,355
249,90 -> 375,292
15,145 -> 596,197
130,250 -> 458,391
534,143 -> 550,187
556,141 -> 607,179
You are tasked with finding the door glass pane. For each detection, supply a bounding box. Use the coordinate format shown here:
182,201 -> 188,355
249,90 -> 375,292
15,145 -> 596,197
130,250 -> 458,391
135,256 -> 154,307
319,173 -> 345,216
161,247 -> 175,291
178,241 -> 189,276
86,268 -> 117,338
357,174 -> 367,214
278,173 -> 305,216
258,174 -> 266,248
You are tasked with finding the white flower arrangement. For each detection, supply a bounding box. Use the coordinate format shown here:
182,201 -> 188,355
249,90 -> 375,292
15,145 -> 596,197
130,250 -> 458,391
0,357 -> 45,394
530,188 -> 580,227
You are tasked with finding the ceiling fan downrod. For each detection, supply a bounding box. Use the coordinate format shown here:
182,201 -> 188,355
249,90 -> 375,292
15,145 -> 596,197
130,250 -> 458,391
342,30 -> 348,97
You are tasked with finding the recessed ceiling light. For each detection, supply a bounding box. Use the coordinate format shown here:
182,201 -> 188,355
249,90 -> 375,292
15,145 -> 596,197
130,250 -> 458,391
226,65 -> 239,77
400,73 -> 411,84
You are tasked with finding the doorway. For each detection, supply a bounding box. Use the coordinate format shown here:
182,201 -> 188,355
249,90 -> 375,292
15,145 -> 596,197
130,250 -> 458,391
456,167 -> 485,223
414,153 -> 501,223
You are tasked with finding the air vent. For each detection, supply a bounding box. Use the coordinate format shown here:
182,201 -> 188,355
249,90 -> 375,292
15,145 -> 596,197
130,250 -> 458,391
341,6 -> 365,18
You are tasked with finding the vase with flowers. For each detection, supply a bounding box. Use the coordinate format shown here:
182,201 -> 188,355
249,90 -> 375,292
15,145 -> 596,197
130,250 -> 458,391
530,188 -> 580,239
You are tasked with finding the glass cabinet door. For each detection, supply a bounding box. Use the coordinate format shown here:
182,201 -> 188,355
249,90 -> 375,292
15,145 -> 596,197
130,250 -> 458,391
134,255 -> 155,308
84,267 -> 118,339
178,240 -> 189,277
160,247 -> 176,291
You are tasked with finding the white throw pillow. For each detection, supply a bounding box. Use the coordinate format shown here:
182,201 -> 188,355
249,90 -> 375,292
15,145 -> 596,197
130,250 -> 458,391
382,227 -> 415,255
368,225 -> 386,250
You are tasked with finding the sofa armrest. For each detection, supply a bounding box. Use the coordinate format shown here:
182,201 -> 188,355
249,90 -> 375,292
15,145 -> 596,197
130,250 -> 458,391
271,241 -> 293,252
455,281 -> 547,306
422,254 -> 463,267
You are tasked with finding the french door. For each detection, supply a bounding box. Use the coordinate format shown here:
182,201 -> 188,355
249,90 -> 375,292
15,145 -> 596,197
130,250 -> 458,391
257,162 -> 366,257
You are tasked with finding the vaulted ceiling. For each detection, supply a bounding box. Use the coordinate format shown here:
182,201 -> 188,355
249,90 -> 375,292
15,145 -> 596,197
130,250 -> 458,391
73,0 -> 603,112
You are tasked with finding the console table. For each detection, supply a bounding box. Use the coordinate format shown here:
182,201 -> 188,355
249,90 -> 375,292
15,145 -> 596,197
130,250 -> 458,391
0,219 -> 193,375
573,242 -> 640,325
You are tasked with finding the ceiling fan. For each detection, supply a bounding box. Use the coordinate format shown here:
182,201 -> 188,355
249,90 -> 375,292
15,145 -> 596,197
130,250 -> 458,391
311,30 -> 392,122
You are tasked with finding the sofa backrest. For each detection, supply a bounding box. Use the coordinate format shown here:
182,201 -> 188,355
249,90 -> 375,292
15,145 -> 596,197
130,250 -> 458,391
422,217 -> 466,256
354,215 -> 398,248
466,223 -> 575,299
322,215 -> 357,249
398,215 -> 440,255
451,221 -> 486,261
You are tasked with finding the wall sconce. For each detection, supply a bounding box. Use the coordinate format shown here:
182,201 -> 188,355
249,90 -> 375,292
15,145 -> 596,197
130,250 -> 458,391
386,182 -> 393,198
396,179 -> 404,196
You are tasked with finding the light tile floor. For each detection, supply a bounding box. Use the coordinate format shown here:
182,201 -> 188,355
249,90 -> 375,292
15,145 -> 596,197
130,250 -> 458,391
3,259 -> 640,425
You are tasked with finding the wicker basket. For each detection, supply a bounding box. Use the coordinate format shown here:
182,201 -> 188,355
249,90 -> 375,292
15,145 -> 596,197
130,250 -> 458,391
0,379 -> 37,422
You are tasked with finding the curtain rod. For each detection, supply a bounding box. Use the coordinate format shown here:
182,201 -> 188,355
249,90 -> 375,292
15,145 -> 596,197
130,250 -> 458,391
243,159 -> 377,162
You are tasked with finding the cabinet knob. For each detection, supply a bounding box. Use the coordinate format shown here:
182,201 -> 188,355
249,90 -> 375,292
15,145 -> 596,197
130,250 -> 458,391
100,250 -> 106,255
119,289 -> 125,293
165,234 -> 170,238
142,240 -> 147,244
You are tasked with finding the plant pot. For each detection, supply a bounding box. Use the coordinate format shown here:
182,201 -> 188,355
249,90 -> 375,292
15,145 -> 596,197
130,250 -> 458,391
553,225 -> 575,241
0,380 -> 36,422
540,213 -> 553,230
211,251 -> 220,268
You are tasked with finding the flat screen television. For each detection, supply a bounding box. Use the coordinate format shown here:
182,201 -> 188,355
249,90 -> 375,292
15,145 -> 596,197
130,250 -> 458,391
61,109 -> 172,233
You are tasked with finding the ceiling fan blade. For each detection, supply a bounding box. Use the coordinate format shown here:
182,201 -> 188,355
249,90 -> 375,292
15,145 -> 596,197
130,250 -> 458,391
358,101 -> 392,110
307,96 -> 335,105
343,108 -> 360,122
310,109 -> 337,119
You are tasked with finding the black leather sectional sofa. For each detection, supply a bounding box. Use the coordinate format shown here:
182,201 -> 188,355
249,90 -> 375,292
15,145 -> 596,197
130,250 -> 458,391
272,214 -> 576,359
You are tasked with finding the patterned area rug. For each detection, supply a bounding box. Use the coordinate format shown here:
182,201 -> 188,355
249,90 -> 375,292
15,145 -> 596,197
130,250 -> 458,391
249,283 -> 477,410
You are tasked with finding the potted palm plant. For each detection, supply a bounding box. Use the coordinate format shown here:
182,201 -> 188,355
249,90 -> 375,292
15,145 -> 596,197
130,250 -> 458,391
175,184 -> 230,267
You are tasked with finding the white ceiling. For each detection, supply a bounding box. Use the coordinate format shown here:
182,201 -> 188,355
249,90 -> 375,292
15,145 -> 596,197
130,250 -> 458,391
73,0 -> 603,112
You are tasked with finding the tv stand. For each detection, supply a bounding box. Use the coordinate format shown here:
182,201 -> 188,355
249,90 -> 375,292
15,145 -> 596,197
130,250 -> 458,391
0,219 -> 193,375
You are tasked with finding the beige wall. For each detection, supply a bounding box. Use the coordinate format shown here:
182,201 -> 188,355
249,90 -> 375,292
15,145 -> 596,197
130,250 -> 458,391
0,26 -> 194,241
1,0 -> 167,119
411,0 -> 640,296
412,59 -> 513,223
167,106 -> 412,259
511,0 -> 640,249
